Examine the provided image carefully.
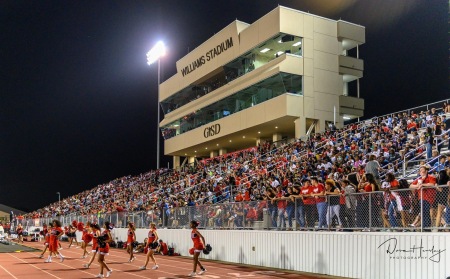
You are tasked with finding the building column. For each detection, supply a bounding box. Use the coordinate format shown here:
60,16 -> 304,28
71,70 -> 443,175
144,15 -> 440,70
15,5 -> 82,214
343,82 -> 348,96
294,117 -> 306,139
318,119 -> 325,133
173,156 -> 180,169
210,151 -> 218,158
273,133 -> 283,147
188,157 -> 196,165
256,138 -> 261,146
219,148 -> 227,155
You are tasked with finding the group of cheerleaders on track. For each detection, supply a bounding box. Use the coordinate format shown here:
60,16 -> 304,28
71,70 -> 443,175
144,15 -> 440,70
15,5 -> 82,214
37,220 -> 208,277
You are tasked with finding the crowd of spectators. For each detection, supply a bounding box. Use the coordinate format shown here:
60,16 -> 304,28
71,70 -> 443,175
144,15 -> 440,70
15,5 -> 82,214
24,102 -> 450,230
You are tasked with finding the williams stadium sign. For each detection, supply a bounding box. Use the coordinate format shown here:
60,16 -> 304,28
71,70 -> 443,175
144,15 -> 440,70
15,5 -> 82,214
181,37 -> 234,77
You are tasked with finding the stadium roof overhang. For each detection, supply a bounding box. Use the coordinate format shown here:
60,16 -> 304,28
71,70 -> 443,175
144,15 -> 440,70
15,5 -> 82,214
167,115 -> 298,158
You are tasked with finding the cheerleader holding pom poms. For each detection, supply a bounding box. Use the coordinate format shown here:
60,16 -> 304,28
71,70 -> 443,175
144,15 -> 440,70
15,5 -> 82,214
95,222 -> 113,278
188,220 -> 207,277
38,223 -> 51,258
139,222 -> 159,270
83,223 -> 100,269
45,220 -> 65,263
81,222 -> 92,259
67,224 -> 79,248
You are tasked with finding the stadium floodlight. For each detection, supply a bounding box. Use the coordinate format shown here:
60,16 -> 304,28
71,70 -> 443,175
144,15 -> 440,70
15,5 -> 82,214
147,41 -> 166,169
147,41 -> 166,65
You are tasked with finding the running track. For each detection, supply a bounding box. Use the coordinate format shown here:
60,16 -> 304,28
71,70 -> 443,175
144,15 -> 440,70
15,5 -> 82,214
0,241 -> 348,279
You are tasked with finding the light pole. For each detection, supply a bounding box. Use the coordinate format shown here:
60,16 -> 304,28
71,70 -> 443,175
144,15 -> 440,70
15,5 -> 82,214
147,41 -> 166,169
56,192 -> 60,209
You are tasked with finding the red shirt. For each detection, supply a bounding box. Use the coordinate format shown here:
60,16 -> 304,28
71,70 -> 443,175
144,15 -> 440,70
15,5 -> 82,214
301,185 -> 315,205
246,207 -> 257,220
244,191 -> 251,201
339,189 -> 346,205
363,183 -> 373,193
312,183 -> 326,203
389,180 -> 399,200
160,242 -> 168,254
407,122 -> 417,130
412,175 -> 437,204
276,191 -> 286,209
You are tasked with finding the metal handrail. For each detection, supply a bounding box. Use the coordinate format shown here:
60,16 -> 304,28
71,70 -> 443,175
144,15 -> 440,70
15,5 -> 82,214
20,185 -> 450,233
369,98 -> 449,122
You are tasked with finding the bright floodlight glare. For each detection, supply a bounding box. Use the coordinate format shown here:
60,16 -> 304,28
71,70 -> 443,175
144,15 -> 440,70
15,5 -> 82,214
147,41 -> 166,65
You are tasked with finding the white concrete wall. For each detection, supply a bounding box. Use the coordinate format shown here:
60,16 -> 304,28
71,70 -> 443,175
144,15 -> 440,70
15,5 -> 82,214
109,229 -> 449,279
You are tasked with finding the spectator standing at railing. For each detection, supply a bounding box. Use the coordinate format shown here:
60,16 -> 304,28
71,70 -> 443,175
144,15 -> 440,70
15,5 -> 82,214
340,179 -> 356,229
409,165 -> 437,230
211,206 -> 223,228
325,179 -> 342,229
383,173 -> 400,229
233,203 -> 244,228
284,187 -> 295,230
265,187 -> 277,228
311,177 -> 327,229
356,174 -> 371,229
434,168 -> 449,229
274,186 -> 287,230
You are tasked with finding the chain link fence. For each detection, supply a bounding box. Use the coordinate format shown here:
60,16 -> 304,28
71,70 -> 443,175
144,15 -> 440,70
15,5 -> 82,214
21,185 -> 450,233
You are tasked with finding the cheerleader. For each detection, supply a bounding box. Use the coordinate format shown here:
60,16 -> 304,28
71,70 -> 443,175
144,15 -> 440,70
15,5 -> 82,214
95,221 -> 113,278
81,222 -> 92,259
67,225 -> 79,248
139,223 -> 159,270
38,223 -> 51,258
45,220 -> 65,263
188,220 -> 206,276
83,223 -> 100,268
126,222 -> 136,262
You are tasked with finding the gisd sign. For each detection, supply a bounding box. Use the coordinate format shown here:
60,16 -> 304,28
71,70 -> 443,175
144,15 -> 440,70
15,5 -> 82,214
204,124 -> 221,138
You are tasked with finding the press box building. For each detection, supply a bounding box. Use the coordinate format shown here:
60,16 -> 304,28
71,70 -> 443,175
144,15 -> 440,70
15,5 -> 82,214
159,6 -> 365,168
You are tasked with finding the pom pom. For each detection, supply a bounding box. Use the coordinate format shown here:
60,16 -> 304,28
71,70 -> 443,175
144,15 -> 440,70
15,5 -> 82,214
77,222 -> 84,231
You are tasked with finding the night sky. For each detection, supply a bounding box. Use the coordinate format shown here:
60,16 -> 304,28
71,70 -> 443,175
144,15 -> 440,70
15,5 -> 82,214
1,0 -> 447,212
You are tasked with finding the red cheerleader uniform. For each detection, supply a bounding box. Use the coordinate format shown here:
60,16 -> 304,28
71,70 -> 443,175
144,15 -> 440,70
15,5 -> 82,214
191,229 -> 204,253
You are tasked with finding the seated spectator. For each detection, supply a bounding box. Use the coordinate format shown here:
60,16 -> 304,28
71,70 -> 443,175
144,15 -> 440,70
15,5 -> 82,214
245,205 -> 257,227
133,238 -> 148,253
155,239 -> 168,255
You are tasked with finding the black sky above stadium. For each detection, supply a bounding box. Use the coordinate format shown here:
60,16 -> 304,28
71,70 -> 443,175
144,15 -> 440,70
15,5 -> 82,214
1,0 -> 447,212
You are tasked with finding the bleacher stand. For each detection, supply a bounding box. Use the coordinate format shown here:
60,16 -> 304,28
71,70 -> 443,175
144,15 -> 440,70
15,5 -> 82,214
23,100 -> 450,232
